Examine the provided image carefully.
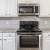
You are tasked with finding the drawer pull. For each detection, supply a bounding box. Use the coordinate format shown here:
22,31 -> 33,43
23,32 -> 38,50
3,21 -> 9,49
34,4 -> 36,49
9,34 -> 11,36
26,1 -> 28,3
30,1 -> 31,3
9,14 -> 10,15
4,39 -> 6,40
0,39 -> 2,40
5,14 -> 7,15
48,14 -> 50,15
48,35 -> 50,36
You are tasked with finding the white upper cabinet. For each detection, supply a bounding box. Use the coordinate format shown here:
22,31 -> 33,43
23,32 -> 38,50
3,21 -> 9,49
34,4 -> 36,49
0,0 -> 5,16
0,0 -> 18,17
40,0 -> 50,17
17,0 -> 28,3
29,0 -> 39,3
17,0 -> 39,3
7,0 -> 18,17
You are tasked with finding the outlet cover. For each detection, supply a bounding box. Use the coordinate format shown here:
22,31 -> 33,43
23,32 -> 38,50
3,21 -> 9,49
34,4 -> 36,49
45,21 -> 47,24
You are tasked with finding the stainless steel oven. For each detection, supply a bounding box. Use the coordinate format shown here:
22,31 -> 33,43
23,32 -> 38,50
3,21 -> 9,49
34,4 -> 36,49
18,3 -> 39,16
20,35 -> 39,48
17,35 -> 42,50
17,21 -> 42,50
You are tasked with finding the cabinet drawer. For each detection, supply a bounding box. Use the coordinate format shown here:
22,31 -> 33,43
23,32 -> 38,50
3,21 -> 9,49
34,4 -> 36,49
0,33 -> 2,37
3,33 -> 15,37
43,33 -> 50,39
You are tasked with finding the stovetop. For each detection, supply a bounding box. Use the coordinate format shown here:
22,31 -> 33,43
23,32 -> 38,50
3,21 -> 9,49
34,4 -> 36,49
17,28 -> 42,32
17,21 -> 42,35
17,28 -> 42,35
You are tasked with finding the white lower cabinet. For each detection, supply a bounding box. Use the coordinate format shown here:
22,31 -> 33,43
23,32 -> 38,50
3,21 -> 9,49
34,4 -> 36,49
43,39 -> 50,50
3,37 -> 15,50
0,33 -> 16,50
0,38 -> 2,50
43,33 -> 50,50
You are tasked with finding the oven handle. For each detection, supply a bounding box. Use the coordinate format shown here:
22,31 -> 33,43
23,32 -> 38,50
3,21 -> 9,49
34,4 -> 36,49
19,35 -> 32,36
34,35 -> 41,36
19,35 -> 41,36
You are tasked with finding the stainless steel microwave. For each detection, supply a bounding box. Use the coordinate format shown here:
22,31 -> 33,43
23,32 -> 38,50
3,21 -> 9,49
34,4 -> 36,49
18,3 -> 39,16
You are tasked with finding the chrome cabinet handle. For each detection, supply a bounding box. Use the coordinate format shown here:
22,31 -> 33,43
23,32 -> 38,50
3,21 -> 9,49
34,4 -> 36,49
48,14 -> 50,15
9,14 -> 10,15
9,34 -> 11,36
4,39 -> 6,40
0,39 -> 2,40
26,1 -> 28,3
48,34 -> 50,36
30,1 -> 31,3
5,14 -> 7,15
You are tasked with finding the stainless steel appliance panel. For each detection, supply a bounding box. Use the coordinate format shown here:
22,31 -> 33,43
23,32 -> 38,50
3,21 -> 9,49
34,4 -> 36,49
20,36 -> 39,48
17,35 -> 42,50
18,3 -> 39,16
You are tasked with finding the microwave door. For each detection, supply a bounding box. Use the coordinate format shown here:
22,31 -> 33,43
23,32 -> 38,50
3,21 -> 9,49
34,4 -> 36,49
19,6 -> 34,13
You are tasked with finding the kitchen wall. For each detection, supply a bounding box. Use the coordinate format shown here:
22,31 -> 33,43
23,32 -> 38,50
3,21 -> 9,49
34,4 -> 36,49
0,17 -> 50,29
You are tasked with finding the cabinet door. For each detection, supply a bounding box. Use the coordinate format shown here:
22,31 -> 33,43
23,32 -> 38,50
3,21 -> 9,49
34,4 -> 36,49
29,0 -> 39,3
0,0 -> 8,17
4,0 -> 8,16
0,38 -> 2,50
40,0 -> 50,17
18,0 -> 39,3
0,0 -> 5,16
17,0 -> 28,3
43,39 -> 50,50
3,38 -> 15,50
8,0 -> 18,17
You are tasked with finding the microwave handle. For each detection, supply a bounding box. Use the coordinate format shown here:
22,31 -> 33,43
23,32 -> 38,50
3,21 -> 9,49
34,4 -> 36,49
34,6 -> 35,13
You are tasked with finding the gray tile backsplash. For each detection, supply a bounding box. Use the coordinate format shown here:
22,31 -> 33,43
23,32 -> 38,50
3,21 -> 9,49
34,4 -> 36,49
18,16 -> 37,21
0,16 -> 38,29
39,17 -> 50,29
0,20 -> 19,29
0,17 -> 50,29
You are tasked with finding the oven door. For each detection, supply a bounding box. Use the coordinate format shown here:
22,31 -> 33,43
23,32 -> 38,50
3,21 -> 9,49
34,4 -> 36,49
19,35 -> 39,48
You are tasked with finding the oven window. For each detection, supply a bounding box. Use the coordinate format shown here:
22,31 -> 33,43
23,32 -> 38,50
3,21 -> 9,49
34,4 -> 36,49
20,36 -> 39,48
19,6 -> 34,13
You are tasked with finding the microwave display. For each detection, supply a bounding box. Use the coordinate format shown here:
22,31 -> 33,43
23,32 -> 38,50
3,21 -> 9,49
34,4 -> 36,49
35,6 -> 38,13
19,6 -> 34,13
